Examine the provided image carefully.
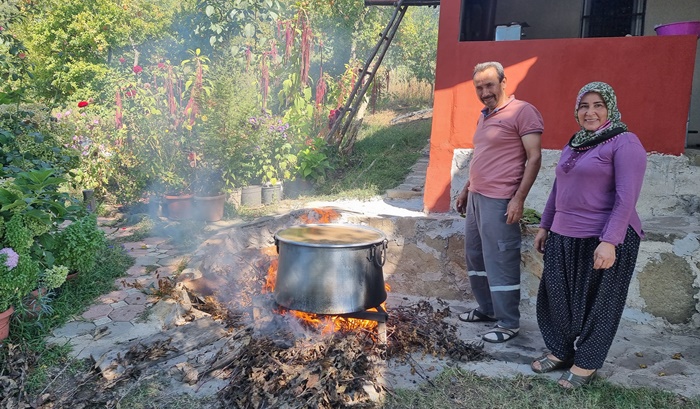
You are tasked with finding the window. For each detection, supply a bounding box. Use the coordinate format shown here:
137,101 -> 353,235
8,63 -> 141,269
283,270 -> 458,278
581,0 -> 646,37
459,0 -> 498,41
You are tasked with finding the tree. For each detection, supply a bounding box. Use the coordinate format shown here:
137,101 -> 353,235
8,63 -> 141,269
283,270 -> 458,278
19,0 -> 181,102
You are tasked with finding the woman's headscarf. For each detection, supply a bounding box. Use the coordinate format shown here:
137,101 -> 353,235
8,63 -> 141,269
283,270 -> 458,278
569,81 -> 628,150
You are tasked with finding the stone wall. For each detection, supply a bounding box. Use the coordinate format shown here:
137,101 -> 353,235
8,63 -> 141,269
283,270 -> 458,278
344,212 -> 700,330
451,149 -> 700,218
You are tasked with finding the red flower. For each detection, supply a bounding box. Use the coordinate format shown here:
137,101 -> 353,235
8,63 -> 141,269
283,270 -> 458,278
17,52 -> 26,59
78,101 -> 89,108
132,65 -> 143,74
157,62 -> 165,70
119,57 -> 125,64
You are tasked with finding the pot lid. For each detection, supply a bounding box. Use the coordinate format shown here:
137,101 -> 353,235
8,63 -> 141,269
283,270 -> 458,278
275,224 -> 386,247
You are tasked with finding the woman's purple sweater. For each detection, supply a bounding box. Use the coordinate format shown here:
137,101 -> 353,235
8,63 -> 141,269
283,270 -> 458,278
539,132 -> 647,245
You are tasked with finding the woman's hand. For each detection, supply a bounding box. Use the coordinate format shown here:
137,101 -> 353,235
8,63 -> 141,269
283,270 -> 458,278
534,228 -> 549,254
593,241 -> 616,270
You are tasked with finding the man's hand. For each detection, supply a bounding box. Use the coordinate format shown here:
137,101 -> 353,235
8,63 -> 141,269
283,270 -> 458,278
505,196 -> 524,224
534,228 -> 548,253
455,187 -> 468,214
455,190 -> 468,214
593,242 -> 616,270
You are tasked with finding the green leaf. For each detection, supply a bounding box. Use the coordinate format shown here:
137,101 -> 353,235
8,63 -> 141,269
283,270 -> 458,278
205,5 -> 215,16
243,23 -> 255,38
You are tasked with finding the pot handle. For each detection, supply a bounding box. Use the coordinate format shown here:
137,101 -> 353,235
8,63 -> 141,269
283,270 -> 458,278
368,239 -> 388,267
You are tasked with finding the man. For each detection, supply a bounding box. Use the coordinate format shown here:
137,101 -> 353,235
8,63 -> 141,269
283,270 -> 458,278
455,61 -> 543,343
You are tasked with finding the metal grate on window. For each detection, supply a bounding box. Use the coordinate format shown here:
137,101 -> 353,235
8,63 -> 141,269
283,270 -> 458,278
581,0 -> 646,38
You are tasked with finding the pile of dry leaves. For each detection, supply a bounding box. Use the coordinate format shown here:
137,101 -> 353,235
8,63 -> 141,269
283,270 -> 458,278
217,300 -> 486,408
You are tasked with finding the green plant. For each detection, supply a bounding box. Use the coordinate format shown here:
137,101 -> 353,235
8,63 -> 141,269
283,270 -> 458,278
248,114 -> 297,185
0,215 -> 41,312
40,265 -> 69,290
115,49 -> 212,196
0,105 -> 80,177
54,214 -> 106,275
297,136 -> 332,183
0,169 -> 86,272
199,65 -> 260,191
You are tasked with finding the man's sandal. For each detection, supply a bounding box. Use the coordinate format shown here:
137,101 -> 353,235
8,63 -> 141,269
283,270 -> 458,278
531,354 -> 571,374
482,326 -> 519,343
458,309 -> 497,323
558,369 -> 597,389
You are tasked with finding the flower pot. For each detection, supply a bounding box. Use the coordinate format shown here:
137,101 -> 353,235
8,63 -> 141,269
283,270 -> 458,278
194,194 -> 226,222
262,183 -> 282,204
162,194 -> 194,220
284,179 -> 314,199
240,185 -> 262,207
227,188 -> 242,209
0,306 -> 14,341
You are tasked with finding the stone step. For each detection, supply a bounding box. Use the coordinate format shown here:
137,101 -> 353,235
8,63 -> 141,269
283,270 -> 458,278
404,176 -> 425,184
385,189 -> 423,199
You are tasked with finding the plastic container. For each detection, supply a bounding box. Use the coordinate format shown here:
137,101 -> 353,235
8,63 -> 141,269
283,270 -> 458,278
654,21 -> 700,38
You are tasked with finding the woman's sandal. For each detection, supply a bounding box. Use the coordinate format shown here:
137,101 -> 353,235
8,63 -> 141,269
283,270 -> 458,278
458,309 -> 497,322
531,354 -> 571,374
558,369 -> 597,389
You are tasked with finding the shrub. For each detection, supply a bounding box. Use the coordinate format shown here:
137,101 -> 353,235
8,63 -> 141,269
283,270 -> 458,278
54,214 -> 105,275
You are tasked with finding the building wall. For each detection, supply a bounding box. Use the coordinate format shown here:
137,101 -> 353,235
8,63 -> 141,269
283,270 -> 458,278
424,0 -> 698,213
493,0 -> 700,144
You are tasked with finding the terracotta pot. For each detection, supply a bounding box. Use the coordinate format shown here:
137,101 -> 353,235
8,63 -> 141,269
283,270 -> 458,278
0,306 -> 14,341
162,194 -> 194,220
194,194 -> 226,222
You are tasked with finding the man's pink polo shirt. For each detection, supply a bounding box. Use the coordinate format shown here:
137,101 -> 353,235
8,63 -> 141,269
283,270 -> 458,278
468,96 -> 544,199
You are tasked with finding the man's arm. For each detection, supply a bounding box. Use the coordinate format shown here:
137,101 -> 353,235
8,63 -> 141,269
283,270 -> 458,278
505,132 -> 542,224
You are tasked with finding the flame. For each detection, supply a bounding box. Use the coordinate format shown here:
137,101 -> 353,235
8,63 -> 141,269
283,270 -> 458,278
299,208 -> 340,224
263,259 -> 277,294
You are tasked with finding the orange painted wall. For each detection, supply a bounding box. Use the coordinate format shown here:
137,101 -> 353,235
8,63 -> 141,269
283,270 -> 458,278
424,0 -> 698,213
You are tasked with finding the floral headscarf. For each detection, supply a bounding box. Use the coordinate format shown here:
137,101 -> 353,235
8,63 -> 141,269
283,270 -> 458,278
569,81 -> 628,150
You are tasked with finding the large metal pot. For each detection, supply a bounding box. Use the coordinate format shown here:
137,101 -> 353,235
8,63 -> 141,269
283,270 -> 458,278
274,224 -> 388,314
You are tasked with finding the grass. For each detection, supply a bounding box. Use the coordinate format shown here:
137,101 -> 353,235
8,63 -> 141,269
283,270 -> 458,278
385,367 -> 699,409
316,116 -> 432,198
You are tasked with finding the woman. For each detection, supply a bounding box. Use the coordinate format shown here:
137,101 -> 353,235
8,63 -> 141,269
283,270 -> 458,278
531,82 -> 646,389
